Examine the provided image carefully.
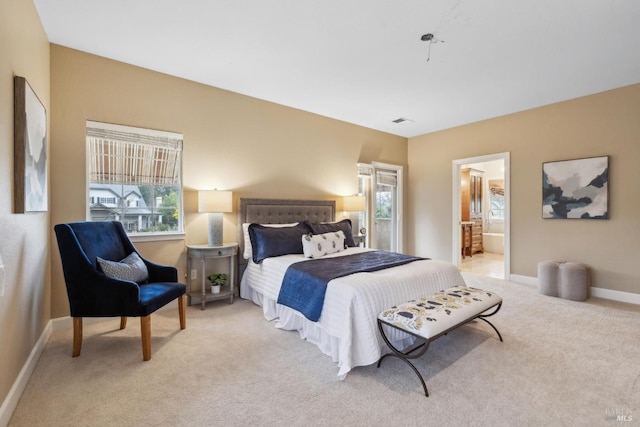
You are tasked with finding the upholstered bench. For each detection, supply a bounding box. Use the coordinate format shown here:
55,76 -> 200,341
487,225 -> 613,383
377,286 -> 503,397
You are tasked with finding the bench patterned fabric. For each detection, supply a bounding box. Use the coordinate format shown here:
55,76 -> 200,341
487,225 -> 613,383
378,286 -> 502,340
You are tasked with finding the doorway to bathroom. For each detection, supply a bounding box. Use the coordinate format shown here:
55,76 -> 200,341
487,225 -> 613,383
452,152 -> 510,279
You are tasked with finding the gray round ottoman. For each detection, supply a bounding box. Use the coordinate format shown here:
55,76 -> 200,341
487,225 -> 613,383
559,262 -> 589,301
537,260 -> 561,297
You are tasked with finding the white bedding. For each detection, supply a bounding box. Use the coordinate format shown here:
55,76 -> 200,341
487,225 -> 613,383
240,247 -> 467,379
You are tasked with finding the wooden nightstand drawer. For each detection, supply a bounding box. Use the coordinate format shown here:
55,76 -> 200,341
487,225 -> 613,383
189,245 -> 237,259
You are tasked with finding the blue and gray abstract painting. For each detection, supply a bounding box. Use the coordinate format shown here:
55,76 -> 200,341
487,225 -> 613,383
542,156 -> 608,219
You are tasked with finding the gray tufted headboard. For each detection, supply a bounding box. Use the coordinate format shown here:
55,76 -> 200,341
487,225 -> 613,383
237,198 -> 336,276
238,197 -> 336,252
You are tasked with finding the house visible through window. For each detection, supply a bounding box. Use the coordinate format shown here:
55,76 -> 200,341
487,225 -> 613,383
86,121 -> 183,235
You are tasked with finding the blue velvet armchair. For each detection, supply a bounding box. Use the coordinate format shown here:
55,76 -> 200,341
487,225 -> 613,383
54,221 -> 186,361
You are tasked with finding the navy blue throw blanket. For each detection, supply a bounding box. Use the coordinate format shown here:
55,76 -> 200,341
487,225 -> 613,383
277,251 -> 425,321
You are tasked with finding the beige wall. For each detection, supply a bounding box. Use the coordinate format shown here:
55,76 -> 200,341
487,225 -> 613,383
0,0 -> 50,409
408,84 -> 640,294
49,45 -> 407,318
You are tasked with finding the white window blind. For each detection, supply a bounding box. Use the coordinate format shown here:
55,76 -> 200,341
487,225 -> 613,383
358,164 -> 373,177
87,121 -> 182,186
376,170 -> 397,186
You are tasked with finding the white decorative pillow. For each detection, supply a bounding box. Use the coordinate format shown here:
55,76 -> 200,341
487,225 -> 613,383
97,252 -> 149,283
242,222 -> 298,260
302,230 -> 346,259
305,219 -> 356,247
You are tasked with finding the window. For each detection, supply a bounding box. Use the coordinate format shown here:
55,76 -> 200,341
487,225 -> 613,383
86,121 -> 183,237
488,179 -> 505,221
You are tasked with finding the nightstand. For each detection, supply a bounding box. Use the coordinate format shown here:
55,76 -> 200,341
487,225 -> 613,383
186,243 -> 238,310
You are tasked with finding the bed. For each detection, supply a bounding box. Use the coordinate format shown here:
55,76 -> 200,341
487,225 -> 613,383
238,198 -> 467,379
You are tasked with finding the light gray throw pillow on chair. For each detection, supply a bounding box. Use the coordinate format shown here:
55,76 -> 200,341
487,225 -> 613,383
97,252 -> 149,283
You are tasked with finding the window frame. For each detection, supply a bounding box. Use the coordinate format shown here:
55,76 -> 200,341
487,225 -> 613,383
85,121 -> 185,241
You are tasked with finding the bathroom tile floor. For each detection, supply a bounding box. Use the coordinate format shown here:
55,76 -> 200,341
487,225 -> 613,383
460,252 -> 504,279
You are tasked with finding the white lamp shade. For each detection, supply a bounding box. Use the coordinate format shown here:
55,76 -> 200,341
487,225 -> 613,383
343,195 -> 366,212
198,190 -> 233,213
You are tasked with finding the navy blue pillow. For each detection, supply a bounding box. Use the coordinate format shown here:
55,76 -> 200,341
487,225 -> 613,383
248,222 -> 311,264
304,219 -> 356,248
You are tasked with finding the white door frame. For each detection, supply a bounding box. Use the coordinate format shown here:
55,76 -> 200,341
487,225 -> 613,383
452,152 -> 510,279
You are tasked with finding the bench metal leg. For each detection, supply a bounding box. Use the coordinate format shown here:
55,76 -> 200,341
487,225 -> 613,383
377,353 -> 430,397
377,319 -> 431,397
477,302 -> 503,342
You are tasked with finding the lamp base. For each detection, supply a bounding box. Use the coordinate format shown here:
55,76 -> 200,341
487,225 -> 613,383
208,212 -> 224,246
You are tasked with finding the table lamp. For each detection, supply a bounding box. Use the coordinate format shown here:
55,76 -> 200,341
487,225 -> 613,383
342,195 -> 366,213
343,195 -> 367,238
198,190 -> 233,246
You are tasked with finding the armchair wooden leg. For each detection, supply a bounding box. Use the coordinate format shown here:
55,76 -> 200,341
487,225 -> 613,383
178,295 -> 186,330
141,315 -> 151,361
72,317 -> 82,357
120,317 -> 127,329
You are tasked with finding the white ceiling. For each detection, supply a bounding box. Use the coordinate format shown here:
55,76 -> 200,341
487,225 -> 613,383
33,0 -> 640,138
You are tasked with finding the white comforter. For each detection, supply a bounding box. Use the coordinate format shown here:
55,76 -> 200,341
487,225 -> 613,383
240,247 -> 466,379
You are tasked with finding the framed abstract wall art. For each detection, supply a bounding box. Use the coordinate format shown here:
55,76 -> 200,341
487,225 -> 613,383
14,76 -> 48,213
542,156 -> 608,219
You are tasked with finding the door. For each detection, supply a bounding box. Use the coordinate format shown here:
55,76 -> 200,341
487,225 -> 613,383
452,153 -> 510,279
359,162 -> 403,252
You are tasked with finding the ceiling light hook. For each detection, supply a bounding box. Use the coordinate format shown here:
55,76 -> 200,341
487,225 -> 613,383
421,33 -> 443,62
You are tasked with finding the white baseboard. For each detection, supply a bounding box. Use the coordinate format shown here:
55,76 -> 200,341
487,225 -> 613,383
590,287 -> 640,305
509,274 -> 640,305
0,320 -> 52,427
508,274 -> 538,287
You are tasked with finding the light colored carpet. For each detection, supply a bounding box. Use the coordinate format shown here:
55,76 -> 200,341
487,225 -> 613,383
9,273 -> 640,426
